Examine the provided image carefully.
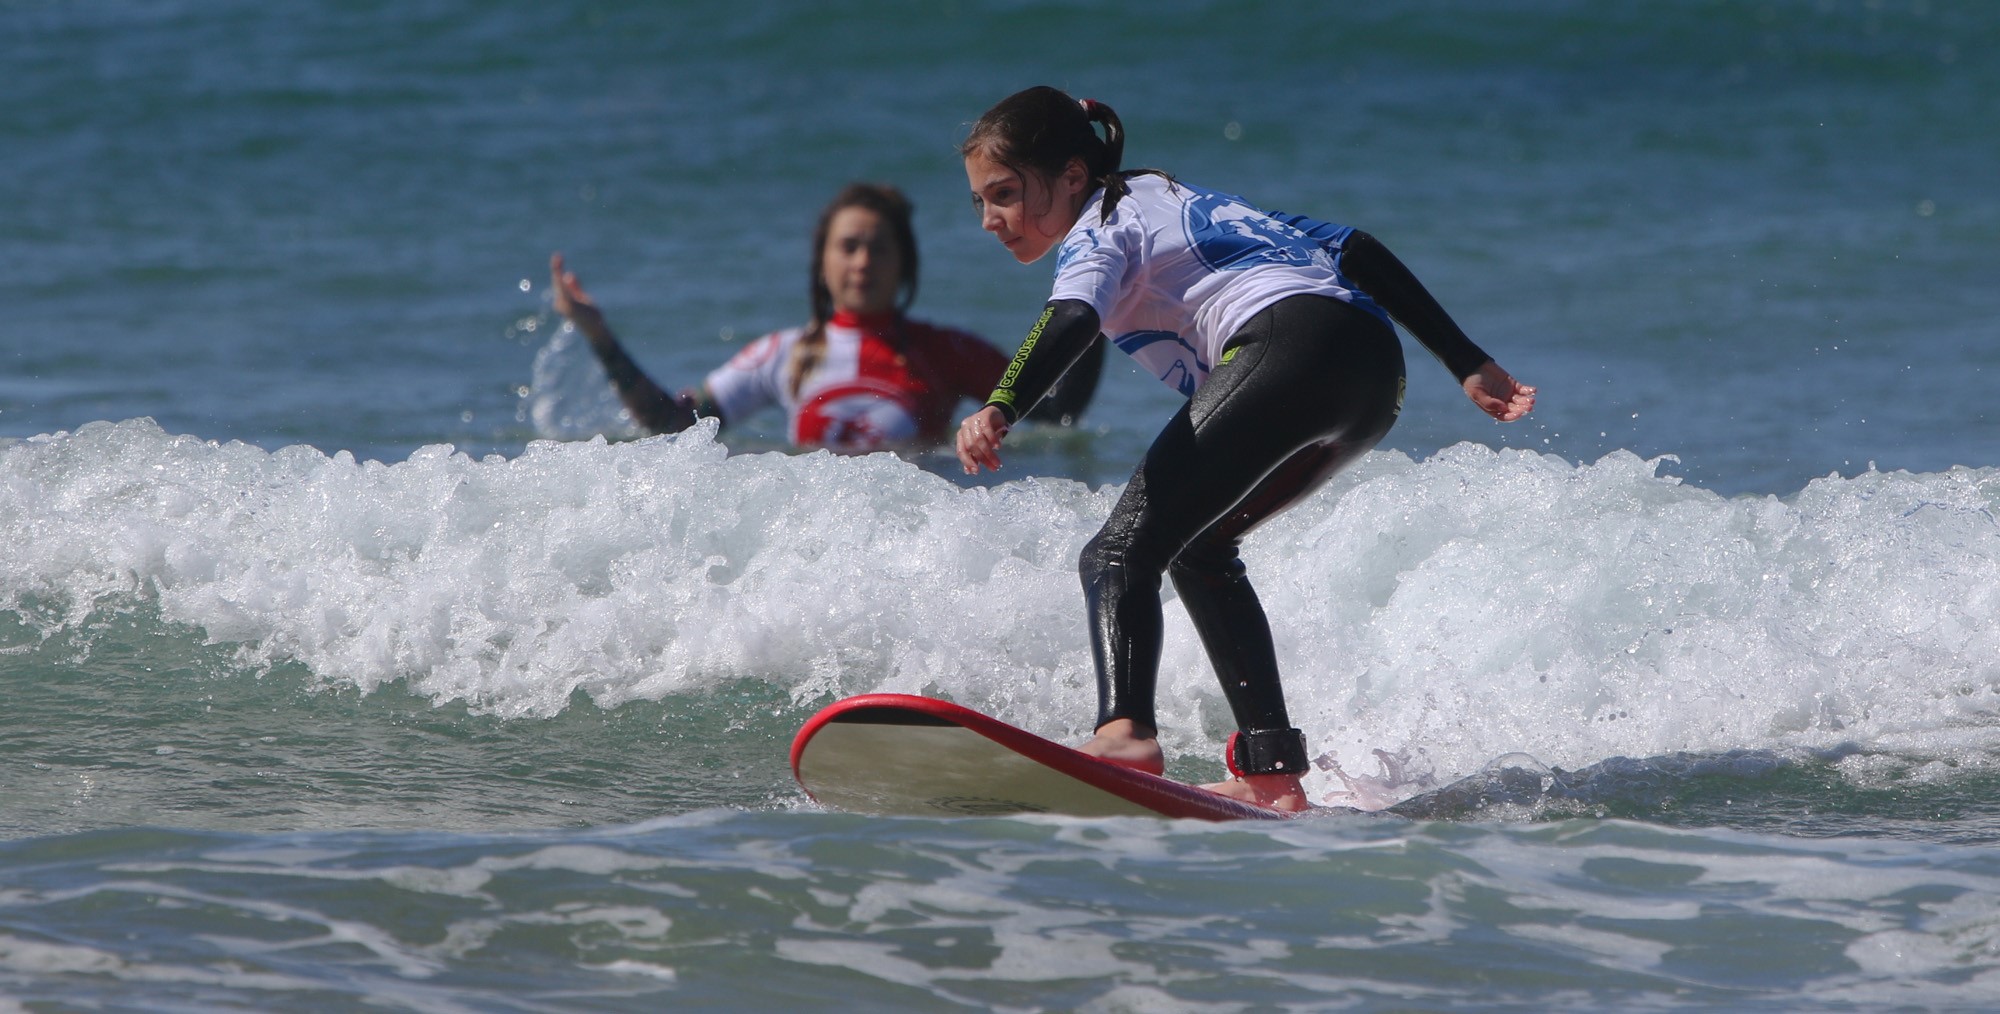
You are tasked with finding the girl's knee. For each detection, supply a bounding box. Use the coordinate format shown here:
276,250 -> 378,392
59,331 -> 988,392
1078,530 -> 1137,593
1080,526 -> 1176,589
1168,537 -> 1245,583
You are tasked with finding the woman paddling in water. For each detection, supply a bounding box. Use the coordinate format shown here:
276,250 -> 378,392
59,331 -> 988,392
551,181 -> 1099,454
953,87 -> 1536,811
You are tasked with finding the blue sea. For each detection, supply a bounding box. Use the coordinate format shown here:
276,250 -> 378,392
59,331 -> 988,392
6,1 -> 2000,1009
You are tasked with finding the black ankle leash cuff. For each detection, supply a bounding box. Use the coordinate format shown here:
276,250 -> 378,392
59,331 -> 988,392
1226,728 -> 1309,776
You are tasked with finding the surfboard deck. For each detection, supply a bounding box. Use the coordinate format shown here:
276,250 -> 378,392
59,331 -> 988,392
791,693 -> 1309,821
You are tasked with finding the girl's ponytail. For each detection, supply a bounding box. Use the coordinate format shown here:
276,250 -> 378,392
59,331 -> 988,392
1078,99 -> 1123,179
1077,98 -> 1135,223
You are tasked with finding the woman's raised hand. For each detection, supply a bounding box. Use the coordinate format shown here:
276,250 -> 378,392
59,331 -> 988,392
548,253 -> 609,338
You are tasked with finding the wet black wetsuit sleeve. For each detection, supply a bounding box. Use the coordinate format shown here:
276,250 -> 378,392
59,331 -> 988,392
1023,338 -> 1105,426
1267,211 -> 1494,382
1333,230 -> 1493,381
984,299 -> 1103,425
579,323 -> 710,434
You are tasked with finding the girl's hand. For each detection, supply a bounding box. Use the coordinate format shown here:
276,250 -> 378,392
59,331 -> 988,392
1463,361 -> 1537,422
955,405 -> 1011,474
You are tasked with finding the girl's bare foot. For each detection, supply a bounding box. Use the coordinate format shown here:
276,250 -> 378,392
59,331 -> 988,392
1076,718 -> 1165,775
1201,773 -> 1310,813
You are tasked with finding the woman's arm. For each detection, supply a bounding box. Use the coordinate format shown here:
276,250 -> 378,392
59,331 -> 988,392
549,253 -> 705,434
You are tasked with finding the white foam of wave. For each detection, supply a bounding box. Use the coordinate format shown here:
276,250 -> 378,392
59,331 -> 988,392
6,418 -> 2000,798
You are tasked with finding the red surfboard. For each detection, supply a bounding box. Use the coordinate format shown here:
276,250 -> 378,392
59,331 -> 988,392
791,694 -> 1298,821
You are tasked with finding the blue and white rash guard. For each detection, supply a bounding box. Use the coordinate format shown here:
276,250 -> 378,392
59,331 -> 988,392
1047,175 -> 1389,397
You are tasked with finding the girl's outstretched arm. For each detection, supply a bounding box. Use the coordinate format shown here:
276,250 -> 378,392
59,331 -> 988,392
1332,230 -> 1493,382
1327,231 -> 1536,422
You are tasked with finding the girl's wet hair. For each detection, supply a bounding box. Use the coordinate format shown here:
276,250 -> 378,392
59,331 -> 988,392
960,85 -> 1162,224
791,182 -> 921,398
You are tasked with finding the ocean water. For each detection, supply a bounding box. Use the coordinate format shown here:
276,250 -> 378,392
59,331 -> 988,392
5,1 -> 2000,1009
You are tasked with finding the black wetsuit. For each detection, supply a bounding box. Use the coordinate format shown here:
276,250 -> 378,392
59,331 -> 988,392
987,226 -> 1492,775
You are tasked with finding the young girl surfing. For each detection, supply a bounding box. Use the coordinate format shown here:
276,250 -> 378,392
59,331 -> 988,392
953,86 -> 1536,812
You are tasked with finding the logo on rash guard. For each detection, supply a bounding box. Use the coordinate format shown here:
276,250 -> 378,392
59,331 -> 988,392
794,381 -> 921,453
1052,229 -> 1098,275
1183,192 -> 1332,274
1113,330 -> 1207,397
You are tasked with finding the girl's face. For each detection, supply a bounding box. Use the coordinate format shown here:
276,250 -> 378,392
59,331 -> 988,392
964,147 -> 1088,265
821,206 -> 905,315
